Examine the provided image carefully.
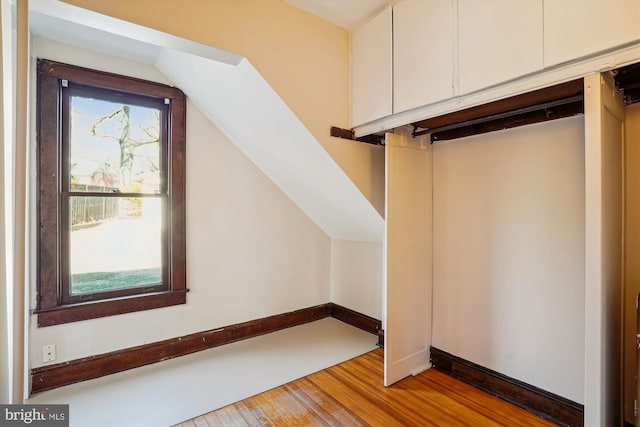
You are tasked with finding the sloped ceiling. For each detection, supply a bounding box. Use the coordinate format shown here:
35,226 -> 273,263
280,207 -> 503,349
283,0 -> 390,30
29,1 -> 384,243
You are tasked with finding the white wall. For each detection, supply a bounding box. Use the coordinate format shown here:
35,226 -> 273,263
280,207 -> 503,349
431,116 -> 585,403
28,37 -> 334,369
330,240 -> 382,320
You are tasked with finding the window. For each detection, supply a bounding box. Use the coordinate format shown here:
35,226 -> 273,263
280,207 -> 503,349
36,59 -> 187,327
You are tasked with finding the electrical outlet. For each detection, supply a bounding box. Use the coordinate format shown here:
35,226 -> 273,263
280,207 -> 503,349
42,344 -> 56,362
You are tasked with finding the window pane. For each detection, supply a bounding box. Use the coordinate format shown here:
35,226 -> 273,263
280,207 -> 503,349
69,96 -> 161,194
69,196 -> 162,295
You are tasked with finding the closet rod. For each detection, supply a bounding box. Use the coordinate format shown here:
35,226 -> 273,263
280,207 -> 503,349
412,94 -> 584,140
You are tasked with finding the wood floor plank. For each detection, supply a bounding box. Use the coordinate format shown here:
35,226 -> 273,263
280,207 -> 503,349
352,357 -> 500,426
251,386 -> 325,426
343,354 -> 480,425
233,399 -> 270,426
327,364 -> 435,425
177,349 -> 557,426
283,379 -> 367,426
211,405 -> 249,427
201,411 -> 224,427
413,368 -> 553,426
193,415 -> 211,427
307,369 -> 403,426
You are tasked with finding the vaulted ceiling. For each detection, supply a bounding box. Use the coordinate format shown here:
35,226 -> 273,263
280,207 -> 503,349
283,0 -> 390,30
29,1 -> 384,243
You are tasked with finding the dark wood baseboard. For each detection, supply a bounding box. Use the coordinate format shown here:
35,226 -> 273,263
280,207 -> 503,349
328,303 -> 381,336
31,303 -> 382,395
377,329 -> 385,348
31,304 -> 331,394
430,347 -> 584,427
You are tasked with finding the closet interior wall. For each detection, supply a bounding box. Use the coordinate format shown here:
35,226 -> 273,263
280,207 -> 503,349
430,115 -> 586,404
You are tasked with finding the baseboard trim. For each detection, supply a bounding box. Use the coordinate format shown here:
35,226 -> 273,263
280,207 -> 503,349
430,347 -> 583,427
377,329 -> 385,348
328,303 -> 381,337
31,303 -> 381,395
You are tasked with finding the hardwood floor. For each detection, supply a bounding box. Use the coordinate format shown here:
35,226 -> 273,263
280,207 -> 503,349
174,349 -> 556,426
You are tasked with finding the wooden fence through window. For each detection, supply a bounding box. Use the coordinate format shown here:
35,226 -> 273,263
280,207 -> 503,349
70,184 -> 119,227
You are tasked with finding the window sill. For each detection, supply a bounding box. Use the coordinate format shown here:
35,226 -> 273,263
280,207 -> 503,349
34,289 -> 188,327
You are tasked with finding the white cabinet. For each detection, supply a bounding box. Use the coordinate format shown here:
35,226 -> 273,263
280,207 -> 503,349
544,0 -> 640,67
351,7 -> 392,127
457,0 -> 543,95
393,0 -> 454,114
351,0 -> 640,129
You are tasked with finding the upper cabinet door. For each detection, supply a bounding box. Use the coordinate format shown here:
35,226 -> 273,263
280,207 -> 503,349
458,0 -> 543,95
393,0 -> 454,114
352,7 -> 393,127
544,0 -> 640,67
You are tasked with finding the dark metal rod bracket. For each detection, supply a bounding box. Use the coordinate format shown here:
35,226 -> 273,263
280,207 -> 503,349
412,94 -> 584,140
330,126 -> 384,146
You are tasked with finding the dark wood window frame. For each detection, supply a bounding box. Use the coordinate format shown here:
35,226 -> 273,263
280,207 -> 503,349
35,59 -> 187,327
